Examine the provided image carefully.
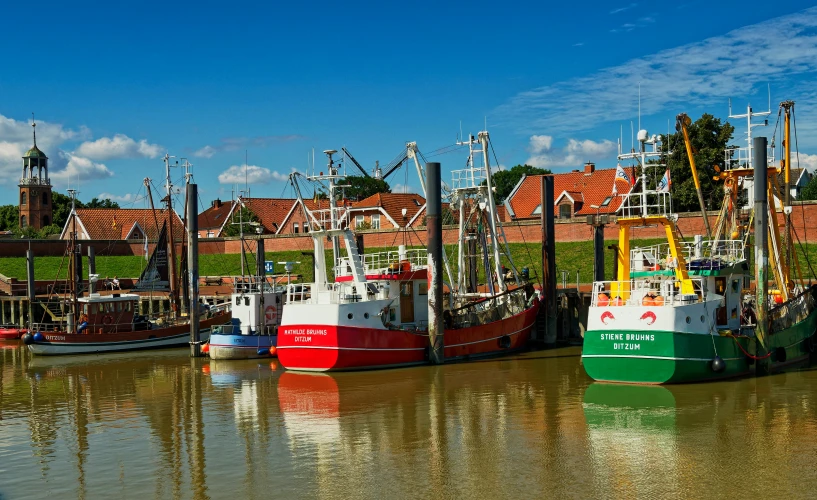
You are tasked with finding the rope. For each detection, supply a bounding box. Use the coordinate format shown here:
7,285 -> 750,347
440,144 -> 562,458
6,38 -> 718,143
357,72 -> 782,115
726,333 -> 772,360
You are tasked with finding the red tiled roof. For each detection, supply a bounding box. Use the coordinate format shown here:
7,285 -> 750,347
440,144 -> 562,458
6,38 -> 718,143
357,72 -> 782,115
240,198 -> 297,234
198,200 -> 235,232
506,166 -> 635,219
65,208 -> 184,240
351,192 -> 426,226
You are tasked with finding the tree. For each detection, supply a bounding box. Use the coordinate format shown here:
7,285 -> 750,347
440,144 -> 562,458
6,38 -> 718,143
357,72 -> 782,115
222,206 -> 261,237
650,113 -> 734,213
0,205 -> 18,231
343,175 -> 391,201
51,191 -> 79,229
800,175 -> 817,201
489,164 -> 552,203
86,197 -> 120,209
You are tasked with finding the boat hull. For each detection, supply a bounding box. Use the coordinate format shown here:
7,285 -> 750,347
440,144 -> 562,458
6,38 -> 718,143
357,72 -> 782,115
0,327 -> 27,340
277,300 -> 540,372
583,307 -> 817,384
583,329 -> 752,384
27,314 -> 231,356
209,333 -> 277,360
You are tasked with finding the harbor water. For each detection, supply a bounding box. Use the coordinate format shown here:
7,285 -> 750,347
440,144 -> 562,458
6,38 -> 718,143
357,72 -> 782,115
1,343 -> 817,499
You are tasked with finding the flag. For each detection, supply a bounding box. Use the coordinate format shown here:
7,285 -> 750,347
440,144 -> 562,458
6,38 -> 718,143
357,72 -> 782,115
656,168 -> 671,192
612,164 -> 632,195
144,234 -> 149,261
112,214 -> 118,229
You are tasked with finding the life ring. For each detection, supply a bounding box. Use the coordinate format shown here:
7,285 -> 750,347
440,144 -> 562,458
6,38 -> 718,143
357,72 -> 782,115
265,305 -> 277,323
102,314 -> 114,325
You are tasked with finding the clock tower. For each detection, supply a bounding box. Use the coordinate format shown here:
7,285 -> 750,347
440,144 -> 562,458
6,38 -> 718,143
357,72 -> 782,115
19,119 -> 53,231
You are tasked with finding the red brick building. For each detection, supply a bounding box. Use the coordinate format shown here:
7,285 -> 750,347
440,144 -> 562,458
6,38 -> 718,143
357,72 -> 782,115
60,208 -> 184,241
504,163 -> 636,220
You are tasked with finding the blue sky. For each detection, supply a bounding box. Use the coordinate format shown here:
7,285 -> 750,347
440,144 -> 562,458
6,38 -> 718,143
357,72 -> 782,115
3,1 -> 817,211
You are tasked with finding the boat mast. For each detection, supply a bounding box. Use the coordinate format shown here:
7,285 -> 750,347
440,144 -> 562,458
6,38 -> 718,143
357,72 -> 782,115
325,149 -> 341,272
163,154 -> 179,314
67,189 -> 79,333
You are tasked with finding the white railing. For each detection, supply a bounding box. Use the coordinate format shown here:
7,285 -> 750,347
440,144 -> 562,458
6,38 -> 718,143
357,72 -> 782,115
723,146 -> 776,171
617,190 -> 673,218
286,281 -> 382,305
307,207 -> 349,231
336,248 -> 426,276
230,275 -> 280,294
591,279 -> 705,307
630,240 -> 745,272
19,177 -> 51,186
451,167 -> 487,190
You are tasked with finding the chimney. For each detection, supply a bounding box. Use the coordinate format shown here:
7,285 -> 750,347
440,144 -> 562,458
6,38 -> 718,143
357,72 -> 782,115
584,162 -> 595,174
212,198 -> 222,208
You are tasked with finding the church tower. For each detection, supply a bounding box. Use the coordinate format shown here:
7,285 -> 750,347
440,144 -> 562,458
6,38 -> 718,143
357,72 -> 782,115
18,119 -> 53,230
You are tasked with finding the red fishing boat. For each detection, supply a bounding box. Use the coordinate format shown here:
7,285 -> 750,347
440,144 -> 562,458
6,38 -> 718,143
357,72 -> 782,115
277,134 -> 542,371
0,325 -> 27,340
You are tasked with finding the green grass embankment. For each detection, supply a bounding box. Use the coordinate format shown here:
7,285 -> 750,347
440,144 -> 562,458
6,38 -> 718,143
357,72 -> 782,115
2,240 -> 817,284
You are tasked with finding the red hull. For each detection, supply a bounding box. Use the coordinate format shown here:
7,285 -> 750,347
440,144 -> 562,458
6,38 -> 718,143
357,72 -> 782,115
278,299 -> 540,371
0,328 -> 27,340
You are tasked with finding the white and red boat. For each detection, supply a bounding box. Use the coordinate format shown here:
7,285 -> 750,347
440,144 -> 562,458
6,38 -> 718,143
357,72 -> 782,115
277,133 -> 542,371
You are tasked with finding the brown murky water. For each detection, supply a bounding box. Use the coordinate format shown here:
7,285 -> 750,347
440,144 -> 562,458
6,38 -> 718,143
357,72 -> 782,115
1,342 -> 816,499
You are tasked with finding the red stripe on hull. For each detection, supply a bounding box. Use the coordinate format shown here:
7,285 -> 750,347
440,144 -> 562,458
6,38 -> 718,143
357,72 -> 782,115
278,300 -> 539,371
0,329 -> 26,340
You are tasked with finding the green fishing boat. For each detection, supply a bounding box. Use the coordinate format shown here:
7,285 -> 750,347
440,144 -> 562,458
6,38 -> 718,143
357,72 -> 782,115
582,102 -> 817,384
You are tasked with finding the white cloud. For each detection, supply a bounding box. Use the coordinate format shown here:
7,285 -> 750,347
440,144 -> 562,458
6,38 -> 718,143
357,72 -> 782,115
74,134 -> 162,161
0,114 -> 91,184
796,152 -> 817,171
50,152 -> 113,184
529,135 -> 553,154
610,3 -> 637,14
526,136 -> 616,169
218,165 -> 280,185
193,145 -> 217,158
98,192 -> 137,204
495,7 -> 817,136
391,183 -> 412,193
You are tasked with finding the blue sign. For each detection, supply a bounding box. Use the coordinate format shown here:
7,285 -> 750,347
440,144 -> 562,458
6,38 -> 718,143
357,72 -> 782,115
264,261 -> 274,274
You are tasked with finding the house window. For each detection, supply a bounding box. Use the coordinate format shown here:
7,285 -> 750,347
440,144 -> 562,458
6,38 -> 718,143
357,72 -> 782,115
531,204 -> 542,216
419,282 -> 428,295
559,204 -> 572,219
371,214 -> 380,229
356,215 -> 364,228
43,215 -> 50,226
207,231 -> 215,238
293,222 -> 299,234
21,192 -> 27,205
20,215 -> 27,228
304,223 -> 309,233
42,192 -> 48,205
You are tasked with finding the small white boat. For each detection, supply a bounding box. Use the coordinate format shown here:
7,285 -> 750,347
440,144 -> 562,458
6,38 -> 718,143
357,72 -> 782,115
208,275 -> 284,359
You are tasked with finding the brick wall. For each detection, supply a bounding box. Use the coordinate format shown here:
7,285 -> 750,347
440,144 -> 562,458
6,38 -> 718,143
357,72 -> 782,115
3,202 -> 817,257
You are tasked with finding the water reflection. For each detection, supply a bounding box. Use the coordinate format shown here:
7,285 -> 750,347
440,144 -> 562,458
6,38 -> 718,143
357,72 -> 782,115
2,344 -> 817,499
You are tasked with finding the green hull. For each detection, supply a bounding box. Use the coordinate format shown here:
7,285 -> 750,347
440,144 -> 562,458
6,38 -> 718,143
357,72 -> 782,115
583,329 -> 751,384
583,308 -> 817,384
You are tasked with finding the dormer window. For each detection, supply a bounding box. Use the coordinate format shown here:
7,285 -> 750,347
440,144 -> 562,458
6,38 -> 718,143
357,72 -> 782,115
559,204 -> 572,219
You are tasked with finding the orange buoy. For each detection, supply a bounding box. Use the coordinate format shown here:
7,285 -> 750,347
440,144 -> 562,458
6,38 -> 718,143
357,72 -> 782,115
612,297 -> 624,306
201,343 -> 210,354
269,345 -> 277,357
597,293 -> 610,307
653,296 -> 665,306
774,294 -> 784,304
642,296 -> 655,306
